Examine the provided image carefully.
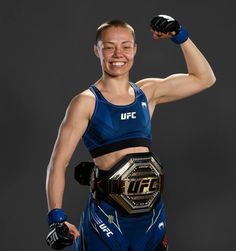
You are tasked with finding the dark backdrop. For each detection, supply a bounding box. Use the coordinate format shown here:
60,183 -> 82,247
1,0 -> 235,250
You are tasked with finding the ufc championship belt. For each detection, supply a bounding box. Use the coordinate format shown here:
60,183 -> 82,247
91,152 -> 164,214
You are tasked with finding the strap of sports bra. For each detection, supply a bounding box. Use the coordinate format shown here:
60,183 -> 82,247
89,84 -> 106,102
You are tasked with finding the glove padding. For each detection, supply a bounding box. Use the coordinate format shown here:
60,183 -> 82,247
46,222 -> 74,250
150,14 -> 180,35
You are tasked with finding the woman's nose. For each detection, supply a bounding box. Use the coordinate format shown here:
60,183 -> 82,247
113,47 -> 123,57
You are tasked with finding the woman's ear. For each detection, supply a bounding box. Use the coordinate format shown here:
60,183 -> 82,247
94,45 -> 99,58
134,43 -> 137,56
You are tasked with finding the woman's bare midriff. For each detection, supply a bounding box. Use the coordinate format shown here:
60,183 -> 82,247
93,146 -> 150,171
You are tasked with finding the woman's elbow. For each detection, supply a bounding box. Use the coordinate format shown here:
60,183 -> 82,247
203,71 -> 216,89
207,73 -> 216,88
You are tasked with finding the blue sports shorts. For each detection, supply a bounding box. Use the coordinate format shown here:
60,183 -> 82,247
72,195 -> 168,251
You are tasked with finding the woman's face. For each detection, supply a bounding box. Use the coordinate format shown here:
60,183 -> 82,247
94,26 -> 137,78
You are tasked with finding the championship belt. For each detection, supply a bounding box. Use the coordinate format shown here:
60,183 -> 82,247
92,152 -> 164,214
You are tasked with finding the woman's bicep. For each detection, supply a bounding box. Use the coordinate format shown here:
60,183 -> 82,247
49,95 -> 91,169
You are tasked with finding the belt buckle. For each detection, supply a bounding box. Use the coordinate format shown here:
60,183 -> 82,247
106,152 -> 164,214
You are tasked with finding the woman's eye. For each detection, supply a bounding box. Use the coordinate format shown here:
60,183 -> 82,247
123,45 -> 133,50
104,47 -> 114,50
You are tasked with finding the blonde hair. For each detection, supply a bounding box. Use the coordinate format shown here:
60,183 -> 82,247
95,20 -> 136,44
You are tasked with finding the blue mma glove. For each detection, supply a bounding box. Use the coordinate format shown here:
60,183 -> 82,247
46,209 -> 74,250
150,14 -> 188,44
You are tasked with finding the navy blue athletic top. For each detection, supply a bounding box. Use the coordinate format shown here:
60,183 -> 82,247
82,82 -> 152,158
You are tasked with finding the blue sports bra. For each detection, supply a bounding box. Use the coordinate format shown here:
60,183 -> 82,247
82,82 -> 152,158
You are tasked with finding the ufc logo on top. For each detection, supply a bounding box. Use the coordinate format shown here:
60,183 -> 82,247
121,112 -> 136,120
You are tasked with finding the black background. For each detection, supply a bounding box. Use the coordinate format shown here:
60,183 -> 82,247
1,0 -> 235,250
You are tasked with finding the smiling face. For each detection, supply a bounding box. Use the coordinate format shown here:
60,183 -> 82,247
94,26 -> 137,78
